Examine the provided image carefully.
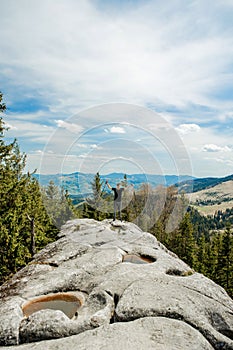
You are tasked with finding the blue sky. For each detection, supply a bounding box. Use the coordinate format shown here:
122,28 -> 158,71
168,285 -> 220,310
1,0 -> 233,177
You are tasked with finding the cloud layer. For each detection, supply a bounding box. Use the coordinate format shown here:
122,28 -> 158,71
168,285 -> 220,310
1,0 -> 233,176
1,0 -> 233,110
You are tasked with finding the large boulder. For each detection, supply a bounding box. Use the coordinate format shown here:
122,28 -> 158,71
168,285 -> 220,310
0,219 -> 232,349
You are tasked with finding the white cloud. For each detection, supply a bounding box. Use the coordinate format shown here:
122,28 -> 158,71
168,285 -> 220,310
218,111 -> 233,121
76,143 -> 89,149
78,154 -> 88,159
76,143 -> 102,150
90,144 -> 102,149
108,126 -> 126,134
55,120 -> 83,134
5,118 -> 55,144
175,124 -> 201,135
202,144 -> 232,152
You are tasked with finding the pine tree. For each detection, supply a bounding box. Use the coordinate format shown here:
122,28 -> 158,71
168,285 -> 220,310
0,92 -> 59,284
45,180 -> 60,200
173,213 -> 197,267
122,174 -> 128,187
42,181 -> 77,228
87,172 -> 106,220
92,172 -> 102,199
195,234 -> 206,273
0,93 -> 29,279
151,219 -> 165,243
221,224 -> 232,293
25,178 -> 58,250
0,92 -> 6,113
215,224 -> 233,297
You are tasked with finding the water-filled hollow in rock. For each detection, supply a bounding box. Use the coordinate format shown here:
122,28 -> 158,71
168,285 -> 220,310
122,254 -> 156,264
22,292 -> 83,319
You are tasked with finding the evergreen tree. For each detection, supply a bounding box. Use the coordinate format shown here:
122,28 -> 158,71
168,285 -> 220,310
91,172 -> 102,202
205,234 -> 220,281
215,224 -> 233,296
152,219 -> 166,243
0,93 -> 29,279
221,224 -> 232,292
45,180 -> 60,200
86,172 -> 109,220
0,92 -> 6,113
173,213 -> 197,267
195,234 -> 208,274
24,178 -> 58,251
90,172 -> 102,219
122,174 -> 128,187
42,181 -> 77,228
0,92 -> 58,284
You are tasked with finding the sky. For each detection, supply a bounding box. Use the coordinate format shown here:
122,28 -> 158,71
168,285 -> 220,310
1,0 -> 233,177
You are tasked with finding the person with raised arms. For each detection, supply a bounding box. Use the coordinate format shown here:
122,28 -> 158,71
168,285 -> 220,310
106,181 -> 124,221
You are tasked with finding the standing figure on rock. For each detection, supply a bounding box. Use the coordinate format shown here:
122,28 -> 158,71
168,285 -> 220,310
106,181 -> 124,221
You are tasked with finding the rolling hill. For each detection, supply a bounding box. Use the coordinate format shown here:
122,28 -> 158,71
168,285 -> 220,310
187,179 -> 233,216
177,173 -> 233,193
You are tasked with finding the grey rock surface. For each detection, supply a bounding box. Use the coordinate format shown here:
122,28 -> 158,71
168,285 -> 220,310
0,218 -> 232,349
2,317 -> 214,350
0,297 -> 24,346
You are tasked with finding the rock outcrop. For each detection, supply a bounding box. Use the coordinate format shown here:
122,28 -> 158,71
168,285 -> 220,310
0,219 -> 232,349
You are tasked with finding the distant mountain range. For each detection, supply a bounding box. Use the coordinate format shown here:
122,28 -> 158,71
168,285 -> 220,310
34,172 -> 233,213
34,172 -> 233,197
34,172 -> 195,195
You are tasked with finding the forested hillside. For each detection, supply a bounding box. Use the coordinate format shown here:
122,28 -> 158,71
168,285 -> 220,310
177,174 -> 233,193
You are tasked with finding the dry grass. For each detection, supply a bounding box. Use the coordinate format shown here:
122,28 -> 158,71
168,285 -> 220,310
188,180 -> 233,216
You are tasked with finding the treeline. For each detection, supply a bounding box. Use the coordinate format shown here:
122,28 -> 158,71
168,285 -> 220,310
153,208 -> 233,299
192,207 -> 233,233
0,93 -> 77,284
80,173 -> 233,298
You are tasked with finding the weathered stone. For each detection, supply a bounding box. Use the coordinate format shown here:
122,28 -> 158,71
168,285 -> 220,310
0,218 -> 232,349
19,309 -> 75,343
3,317 -> 215,350
0,297 -> 24,345
115,276 -> 233,349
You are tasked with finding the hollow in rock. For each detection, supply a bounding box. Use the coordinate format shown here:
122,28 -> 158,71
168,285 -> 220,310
22,292 -> 83,319
122,254 -> 156,264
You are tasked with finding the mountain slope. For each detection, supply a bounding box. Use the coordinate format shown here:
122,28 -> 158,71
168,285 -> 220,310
188,180 -> 233,216
178,173 -> 233,193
